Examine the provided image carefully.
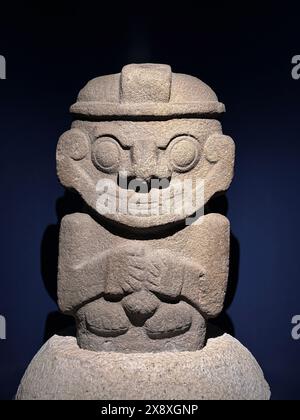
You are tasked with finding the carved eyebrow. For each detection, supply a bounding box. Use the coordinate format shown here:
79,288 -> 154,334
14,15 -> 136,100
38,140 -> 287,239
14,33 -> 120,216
158,134 -> 198,149
93,133 -> 130,150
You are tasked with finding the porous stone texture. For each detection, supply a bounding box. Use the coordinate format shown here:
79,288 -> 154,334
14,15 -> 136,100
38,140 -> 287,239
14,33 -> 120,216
17,63 -> 270,398
57,64 -> 234,230
56,64 -> 235,352
70,63 -> 225,117
59,212 -> 229,352
16,334 -> 271,400
57,121 -> 235,229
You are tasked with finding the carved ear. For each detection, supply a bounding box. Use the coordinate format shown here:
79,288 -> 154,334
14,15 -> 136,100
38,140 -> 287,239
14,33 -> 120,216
203,134 -> 235,203
57,128 -> 90,161
56,128 -> 90,188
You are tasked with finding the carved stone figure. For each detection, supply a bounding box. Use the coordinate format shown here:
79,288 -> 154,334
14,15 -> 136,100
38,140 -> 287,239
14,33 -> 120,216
16,64 -> 270,400
56,63 -> 234,352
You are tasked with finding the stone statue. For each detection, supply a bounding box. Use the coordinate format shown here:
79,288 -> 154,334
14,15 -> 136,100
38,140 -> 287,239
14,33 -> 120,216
57,63 -> 234,353
17,64 -> 271,400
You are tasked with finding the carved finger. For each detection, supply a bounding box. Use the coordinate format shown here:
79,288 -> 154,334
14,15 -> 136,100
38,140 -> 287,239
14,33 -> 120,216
125,278 -> 143,293
148,263 -> 160,278
128,267 -> 145,282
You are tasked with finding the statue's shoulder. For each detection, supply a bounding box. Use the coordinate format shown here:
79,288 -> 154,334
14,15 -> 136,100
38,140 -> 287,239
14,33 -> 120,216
61,212 -> 95,229
183,213 -> 230,237
202,213 -> 230,229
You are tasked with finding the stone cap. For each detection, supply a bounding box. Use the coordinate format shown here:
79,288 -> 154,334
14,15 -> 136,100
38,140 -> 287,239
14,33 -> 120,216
70,64 -> 225,118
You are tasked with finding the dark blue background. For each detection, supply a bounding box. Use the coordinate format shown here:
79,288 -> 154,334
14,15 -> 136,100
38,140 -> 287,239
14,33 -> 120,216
0,3 -> 299,400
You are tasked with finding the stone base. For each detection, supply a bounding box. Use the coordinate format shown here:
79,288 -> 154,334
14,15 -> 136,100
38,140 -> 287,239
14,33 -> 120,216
16,334 -> 270,400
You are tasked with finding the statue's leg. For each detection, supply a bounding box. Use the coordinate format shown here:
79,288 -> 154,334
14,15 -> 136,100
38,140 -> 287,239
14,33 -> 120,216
76,298 -> 130,351
144,301 -> 206,351
75,295 -> 206,353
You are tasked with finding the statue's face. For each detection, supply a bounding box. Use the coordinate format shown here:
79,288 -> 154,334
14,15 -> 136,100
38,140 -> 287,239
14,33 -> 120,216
57,119 -> 234,228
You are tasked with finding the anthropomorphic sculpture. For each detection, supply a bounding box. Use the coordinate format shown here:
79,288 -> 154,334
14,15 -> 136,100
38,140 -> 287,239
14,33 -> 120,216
17,64 -> 270,400
56,64 -> 235,353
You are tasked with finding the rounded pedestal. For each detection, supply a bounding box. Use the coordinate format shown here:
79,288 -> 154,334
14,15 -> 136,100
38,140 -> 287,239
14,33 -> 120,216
16,334 -> 270,400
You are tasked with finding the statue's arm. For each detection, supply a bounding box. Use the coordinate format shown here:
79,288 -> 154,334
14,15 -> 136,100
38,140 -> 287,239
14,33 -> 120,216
181,215 -> 230,318
147,215 -> 230,318
57,214 -> 146,313
58,213 -> 109,314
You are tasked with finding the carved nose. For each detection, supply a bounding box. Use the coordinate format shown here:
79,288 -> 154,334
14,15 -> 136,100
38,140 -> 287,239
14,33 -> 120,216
131,140 -> 170,180
132,141 -> 158,180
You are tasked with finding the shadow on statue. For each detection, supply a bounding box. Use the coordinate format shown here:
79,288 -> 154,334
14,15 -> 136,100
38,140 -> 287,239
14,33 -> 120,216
41,191 -> 83,341
206,194 -> 240,339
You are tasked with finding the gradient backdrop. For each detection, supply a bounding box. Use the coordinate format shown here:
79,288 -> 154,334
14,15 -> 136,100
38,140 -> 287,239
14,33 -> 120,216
0,3 -> 299,400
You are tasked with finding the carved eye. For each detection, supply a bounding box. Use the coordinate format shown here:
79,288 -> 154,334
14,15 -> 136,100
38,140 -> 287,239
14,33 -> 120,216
92,136 -> 121,173
168,136 -> 199,172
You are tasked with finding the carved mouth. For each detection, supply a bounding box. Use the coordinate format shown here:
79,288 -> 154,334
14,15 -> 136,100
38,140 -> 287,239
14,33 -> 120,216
96,175 -> 204,220
117,174 -> 171,193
